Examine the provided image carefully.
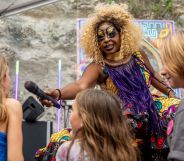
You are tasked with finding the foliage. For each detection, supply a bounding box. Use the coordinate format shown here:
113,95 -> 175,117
104,0 -> 182,27
106,0 -> 113,4
151,0 -> 173,19
125,0 -> 174,20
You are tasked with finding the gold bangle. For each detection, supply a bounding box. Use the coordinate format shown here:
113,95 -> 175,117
55,89 -> 62,100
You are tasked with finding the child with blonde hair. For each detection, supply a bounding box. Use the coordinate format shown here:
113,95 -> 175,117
0,54 -> 24,161
160,30 -> 184,161
56,89 -> 138,161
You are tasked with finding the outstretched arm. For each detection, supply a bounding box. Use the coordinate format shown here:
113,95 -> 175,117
59,63 -> 102,100
41,63 -> 102,106
141,51 -> 175,98
6,98 -> 24,161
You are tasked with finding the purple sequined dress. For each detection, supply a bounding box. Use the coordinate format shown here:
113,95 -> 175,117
104,54 -> 177,161
106,55 -> 162,134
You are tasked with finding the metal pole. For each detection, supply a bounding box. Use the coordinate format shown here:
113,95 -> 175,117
57,60 -> 62,131
15,60 -> 19,100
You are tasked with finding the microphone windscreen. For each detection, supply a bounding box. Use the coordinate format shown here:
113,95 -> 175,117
24,81 -> 37,94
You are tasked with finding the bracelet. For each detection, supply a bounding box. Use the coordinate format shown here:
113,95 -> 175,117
55,89 -> 62,100
167,89 -> 174,96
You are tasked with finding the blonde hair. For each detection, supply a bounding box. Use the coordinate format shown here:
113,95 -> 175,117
160,30 -> 184,78
71,89 -> 138,161
0,54 -> 8,121
81,3 -> 142,65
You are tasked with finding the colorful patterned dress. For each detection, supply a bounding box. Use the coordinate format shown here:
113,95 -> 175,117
101,52 -> 180,160
35,52 -> 179,161
35,129 -> 71,161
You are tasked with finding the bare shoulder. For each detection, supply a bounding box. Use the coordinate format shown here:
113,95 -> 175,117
87,62 -> 101,70
139,50 -> 151,64
78,62 -> 102,88
140,50 -> 155,72
140,50 -> 148,60
85,62 -> 102,73
5,98 -> 22,115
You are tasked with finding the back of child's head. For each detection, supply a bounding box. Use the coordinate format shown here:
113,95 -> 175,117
0,54 -> 9,121
75,88 -> 123,130
160,30 -> 184,78
74,89 -> 138,161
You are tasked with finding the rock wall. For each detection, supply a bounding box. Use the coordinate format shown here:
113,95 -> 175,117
0,0 -> 183,132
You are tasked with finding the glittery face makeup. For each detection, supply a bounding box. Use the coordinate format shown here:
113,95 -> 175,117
97,26 -> 118,42
97,22 -> 121,56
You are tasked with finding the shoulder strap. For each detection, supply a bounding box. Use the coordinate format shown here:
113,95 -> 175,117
133,52 -> 171,89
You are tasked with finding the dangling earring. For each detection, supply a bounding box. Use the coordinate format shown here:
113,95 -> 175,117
80,123 -> 83,128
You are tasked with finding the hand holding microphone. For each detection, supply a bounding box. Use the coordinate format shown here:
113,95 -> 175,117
24,81 -> 61,109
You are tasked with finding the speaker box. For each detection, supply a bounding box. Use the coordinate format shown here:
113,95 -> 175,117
22,121 -> 53,161
23,96 -> 44,121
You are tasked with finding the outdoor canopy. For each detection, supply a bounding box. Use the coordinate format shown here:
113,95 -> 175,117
0,0 -> 59,17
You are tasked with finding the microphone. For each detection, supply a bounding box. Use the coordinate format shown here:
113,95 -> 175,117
24,81 -> 60,109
